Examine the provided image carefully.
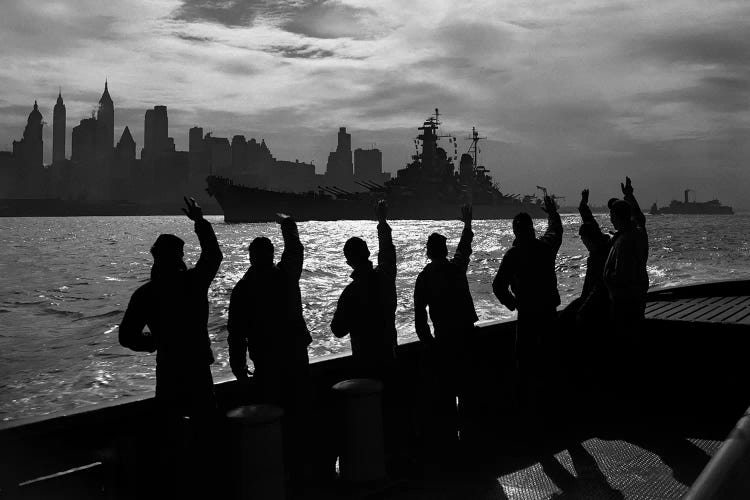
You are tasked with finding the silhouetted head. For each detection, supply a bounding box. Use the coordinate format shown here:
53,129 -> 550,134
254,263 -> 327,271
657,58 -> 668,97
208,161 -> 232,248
150,234 -> 186,278
249,237 -> 274,267
607,198 -> 619,210
512,212 -> 535,239
609,200 -> 632,231
426,233 -> 448,261
579,222 -> 601,252
343,237 -> 370,269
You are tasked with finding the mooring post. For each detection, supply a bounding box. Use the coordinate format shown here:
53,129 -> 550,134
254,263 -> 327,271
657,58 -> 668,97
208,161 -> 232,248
332,378 -> 386,482
226,404 -> 285,500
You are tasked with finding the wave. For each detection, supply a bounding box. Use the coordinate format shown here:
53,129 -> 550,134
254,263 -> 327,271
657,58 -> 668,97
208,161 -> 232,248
73,309 -> 125,322
42,308 -> 84,319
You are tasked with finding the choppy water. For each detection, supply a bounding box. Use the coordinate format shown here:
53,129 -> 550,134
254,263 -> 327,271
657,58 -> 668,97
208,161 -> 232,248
1,214 -> 749,422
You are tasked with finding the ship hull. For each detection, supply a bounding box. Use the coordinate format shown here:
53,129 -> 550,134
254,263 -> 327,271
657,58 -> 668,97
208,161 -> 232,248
207,177 -> 547,222
656,204 -> 733,215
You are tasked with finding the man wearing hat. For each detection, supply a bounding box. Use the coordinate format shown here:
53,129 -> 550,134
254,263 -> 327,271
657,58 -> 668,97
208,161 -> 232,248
414,205 -> 477,444
604,177 -> 649,333
119,197 -> 223,417
493,195 -> 562,418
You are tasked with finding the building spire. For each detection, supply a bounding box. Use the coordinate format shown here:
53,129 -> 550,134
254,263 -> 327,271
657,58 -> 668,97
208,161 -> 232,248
99,79 -> 112,105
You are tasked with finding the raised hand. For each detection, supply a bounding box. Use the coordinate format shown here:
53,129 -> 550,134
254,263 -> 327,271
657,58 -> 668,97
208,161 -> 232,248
376,200 -> 388,222
460,204 -> 473,224
621,176 -> 633,197
276,212 -> 290,224
182,196 -> 203,221
580,189 -> 590,206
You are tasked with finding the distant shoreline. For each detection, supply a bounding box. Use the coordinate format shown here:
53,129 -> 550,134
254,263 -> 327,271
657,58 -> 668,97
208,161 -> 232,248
0,198 -> 223,218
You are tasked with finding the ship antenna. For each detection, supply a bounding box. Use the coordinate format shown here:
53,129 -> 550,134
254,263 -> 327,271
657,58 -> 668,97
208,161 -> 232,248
464,126 -> 487,171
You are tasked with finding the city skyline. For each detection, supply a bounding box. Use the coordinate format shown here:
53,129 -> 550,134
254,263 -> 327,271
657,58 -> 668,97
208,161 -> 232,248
1,0 -> 749,208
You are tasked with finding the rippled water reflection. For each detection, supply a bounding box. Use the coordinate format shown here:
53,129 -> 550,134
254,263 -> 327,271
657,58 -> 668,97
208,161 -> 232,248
1,214 -> 749,421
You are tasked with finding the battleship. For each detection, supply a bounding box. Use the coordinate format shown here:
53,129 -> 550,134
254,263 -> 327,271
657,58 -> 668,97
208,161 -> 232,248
207,110 -> 548,222
650,189 -> 734,215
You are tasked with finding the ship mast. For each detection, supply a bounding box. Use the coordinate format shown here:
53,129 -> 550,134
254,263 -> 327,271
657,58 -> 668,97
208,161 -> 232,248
465,126 -> 487,171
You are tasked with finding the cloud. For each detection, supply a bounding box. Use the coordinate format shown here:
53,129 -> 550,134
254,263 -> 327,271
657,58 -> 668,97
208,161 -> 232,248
635,76 -> 750,114
266,44 -> 337,59
629,29 -> 750,69
171,0 -> 265,27
281,1 -> 380,39
170,0 -> 383,40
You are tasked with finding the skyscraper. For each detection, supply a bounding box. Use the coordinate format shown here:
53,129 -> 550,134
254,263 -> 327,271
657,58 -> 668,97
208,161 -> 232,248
325,127 -> 354,187
142,105 -> 169,165
53,90 -> 66,164
97,80 -> 114,150
12,101 -> 44,170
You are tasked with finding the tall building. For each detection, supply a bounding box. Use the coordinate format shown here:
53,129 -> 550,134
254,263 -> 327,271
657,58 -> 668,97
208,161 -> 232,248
97,80 -> 114,150
188,126 -> 208,182
142,105 -> 169,164
354,147 -> 382,180
71,117 -> 107,164
53,90 -> 66,164
12,101 -> 44,170
115,126 -> 136,162
324,127 -> 355,189
231,135 -> 247,175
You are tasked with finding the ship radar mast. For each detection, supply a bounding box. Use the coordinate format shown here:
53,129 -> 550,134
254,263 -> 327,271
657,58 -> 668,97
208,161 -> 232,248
414,108 -> 457,169
465,126 -> 487,172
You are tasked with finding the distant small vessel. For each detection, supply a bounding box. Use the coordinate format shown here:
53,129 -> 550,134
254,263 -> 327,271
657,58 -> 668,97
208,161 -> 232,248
651,190 -> 733,215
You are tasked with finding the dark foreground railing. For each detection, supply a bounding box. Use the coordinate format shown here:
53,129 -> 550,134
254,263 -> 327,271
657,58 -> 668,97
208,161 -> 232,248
0,320 -> 518,499
685,407 -> 750,499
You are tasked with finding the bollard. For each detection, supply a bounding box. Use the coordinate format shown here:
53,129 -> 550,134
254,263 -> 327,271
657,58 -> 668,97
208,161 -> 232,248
226,404 -> 285,500
332,378 -> 386,482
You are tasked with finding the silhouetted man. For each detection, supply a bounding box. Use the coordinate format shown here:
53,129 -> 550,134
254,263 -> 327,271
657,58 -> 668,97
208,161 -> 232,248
493,196 -> 562,414
574,189 -> 612,327
604,177 -> 648,333
414,205 -> 477,442
331,200 -> 397,380
120,197 -> 222,417
227,214 -> 312,411
119,197 -> 222,498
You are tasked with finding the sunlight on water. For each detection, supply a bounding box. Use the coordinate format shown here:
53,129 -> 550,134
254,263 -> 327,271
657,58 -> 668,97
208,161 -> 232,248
1,214 -> 749,421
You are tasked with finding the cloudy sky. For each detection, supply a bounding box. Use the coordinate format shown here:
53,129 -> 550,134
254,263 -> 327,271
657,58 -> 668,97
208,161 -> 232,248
1,0 -> 749,208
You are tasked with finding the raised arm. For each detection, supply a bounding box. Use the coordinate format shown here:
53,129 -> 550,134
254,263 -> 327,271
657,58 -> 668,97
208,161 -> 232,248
119,287 -> 156,353
492,252 -> 517,312
539,195 -> 563,252
183,197 -> 223,286
227,282 -> 250,380
376,200 -> 396,279
578,189 -> 596,223
414,273 -> 433,343
621,177 -> 646,229
277,214 -> 303,281
452,205 -> 474,273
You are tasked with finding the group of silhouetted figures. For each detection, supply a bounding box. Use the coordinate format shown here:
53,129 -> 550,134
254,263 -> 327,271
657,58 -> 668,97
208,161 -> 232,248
118,177 -> 647,493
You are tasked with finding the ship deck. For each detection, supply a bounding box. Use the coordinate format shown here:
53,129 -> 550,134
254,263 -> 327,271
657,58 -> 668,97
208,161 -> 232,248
2,280 -> 750,499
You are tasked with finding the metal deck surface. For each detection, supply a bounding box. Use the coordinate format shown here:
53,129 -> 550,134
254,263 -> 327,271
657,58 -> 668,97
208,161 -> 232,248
379,436 -> 722,500
645,295 -> 750,324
